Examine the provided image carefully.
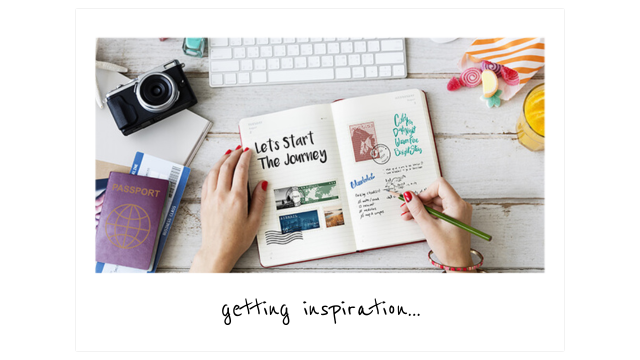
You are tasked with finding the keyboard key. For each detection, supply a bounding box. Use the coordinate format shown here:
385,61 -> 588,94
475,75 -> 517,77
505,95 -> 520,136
375,52 -> 404,64
393,65 -> 406,76
301,44 -> 313,55
321,55 -> 334,67
210,48 -> 232,60
337,37 -> 349,41
233,47 -> 246,58
294,57 -> 307,68
241,60 -> 253,71
210,38 -> 228,47
281,58 -> 294,69
255,59 -> 267,70
296,38 -> 309,42
310,38 -> 323,42
252,72 -> 267,83
224,73 -> 237,85
348,54 -> 360,66
340,42 -> 353,53
268,68 -> 334,83
328,43 -> 340,54
274,45 -> 286,56
267,58 -> 280,70
260,46 -> 273,57
257,38 -> 269,44
243,38 -> 255,45
283,38 -> 296,43
210,73 -> 223,85
287,45 -> 300,56
379,65 -> 392,77
336,67 -> 351,79
210,60 -> 240,72
324,38 -> 336,41
238,73 -> 250,84
362,53 -> 374,65
354,41 -> 367,53
352,67 -> 365,78
314,43 -> 327,55
229,38 -> 242,46
381,39 -> 403,51
367,40 -> 380,52
335,55 -> 347,66
270,38 -> 283,44
366,66 -> 378,78
308,56 -> 320,67
247,47 -> 259,58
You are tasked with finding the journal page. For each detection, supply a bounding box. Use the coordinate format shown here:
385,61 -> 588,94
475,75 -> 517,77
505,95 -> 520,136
330,89 -> 441,251
239,104 -> 356,267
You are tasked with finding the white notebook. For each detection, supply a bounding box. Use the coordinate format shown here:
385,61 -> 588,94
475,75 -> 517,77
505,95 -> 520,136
239,89 -> 441,267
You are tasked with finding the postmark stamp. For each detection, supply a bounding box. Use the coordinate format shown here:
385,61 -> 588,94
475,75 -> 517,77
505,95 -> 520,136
274,181 -> 339,210
371,144 -> 391,165
349,122 -> 379,163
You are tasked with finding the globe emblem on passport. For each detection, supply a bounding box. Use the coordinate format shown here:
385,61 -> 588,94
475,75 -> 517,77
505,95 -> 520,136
105,204 -> 151,249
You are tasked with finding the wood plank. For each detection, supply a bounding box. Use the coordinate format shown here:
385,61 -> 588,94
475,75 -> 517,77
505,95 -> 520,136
157,202 -> 544,270
185,78 -> 543,135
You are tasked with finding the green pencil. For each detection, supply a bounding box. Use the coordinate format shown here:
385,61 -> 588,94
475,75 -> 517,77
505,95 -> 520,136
387,190 -> 492,242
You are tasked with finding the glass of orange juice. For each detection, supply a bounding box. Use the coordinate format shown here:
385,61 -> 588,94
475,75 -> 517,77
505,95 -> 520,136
516,83 -> 545,151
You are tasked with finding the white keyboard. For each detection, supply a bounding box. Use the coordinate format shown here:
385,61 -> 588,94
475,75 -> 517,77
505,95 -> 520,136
208,38 -> 407,87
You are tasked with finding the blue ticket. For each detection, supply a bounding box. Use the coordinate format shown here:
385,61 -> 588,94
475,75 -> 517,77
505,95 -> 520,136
279,210 -> 321,234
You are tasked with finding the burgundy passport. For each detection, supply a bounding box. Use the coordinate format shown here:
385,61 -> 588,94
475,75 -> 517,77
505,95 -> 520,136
96,172 -> 169,270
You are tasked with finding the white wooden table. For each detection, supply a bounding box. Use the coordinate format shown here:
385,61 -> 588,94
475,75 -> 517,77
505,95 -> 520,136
97,38 -> 544,273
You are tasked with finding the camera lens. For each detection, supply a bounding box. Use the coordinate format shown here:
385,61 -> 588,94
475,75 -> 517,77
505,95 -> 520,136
136,72 -> 179,113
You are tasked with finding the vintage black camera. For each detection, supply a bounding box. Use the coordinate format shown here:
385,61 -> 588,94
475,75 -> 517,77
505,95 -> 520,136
105,60 -> 197,136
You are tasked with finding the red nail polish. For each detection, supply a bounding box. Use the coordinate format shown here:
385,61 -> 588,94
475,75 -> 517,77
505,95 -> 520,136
261,181 -> 268,191
243,147 -> 250,152
400,211 -> 408,216
224,149 -> 232,155
235,145 -> 242,150
403,192 -> 412,203
400,203 -> 406,207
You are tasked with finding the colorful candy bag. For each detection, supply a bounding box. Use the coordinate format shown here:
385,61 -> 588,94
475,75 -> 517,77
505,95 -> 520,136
458,38 -> 545,100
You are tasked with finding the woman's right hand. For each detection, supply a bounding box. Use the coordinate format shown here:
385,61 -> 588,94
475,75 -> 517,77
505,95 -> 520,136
400,177 -> 475,272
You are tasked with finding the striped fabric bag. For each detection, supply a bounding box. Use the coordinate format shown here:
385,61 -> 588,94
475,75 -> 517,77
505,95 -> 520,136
458,38 -> 544,100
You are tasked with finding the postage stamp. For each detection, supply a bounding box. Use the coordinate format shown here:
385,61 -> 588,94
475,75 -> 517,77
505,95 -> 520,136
274,181 -> 339,210
323,205 -> 345,228
279,210 -> 321,234
349,122 -> 379,163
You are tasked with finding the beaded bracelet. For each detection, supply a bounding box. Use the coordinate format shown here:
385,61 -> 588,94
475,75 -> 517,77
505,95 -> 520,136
428,249 -> 484,272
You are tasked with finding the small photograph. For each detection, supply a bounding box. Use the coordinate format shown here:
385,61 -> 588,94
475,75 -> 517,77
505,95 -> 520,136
323,205 -> 345,228
349,122 -> 379,162
279,210 -> 321,234
274,186 -> 301,210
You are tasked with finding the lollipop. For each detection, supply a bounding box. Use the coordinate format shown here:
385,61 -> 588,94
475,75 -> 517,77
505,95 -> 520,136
481,60 -> 502,77
460,67 -> 482,87
501,66 -> 520,86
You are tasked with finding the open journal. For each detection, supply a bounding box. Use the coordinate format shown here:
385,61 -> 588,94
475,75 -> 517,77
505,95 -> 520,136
239,89 -> 441,267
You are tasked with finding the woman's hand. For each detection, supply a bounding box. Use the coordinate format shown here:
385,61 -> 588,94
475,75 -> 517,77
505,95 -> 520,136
190,146 -> 267,273
400,177 -> 475,272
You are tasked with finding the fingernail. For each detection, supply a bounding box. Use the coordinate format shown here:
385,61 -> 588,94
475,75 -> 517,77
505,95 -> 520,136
403,192 -> 412,203
224,149 -> 232,155
243,147 -> 250,152
400,203 -> 406,207
235,145 -> 242,150
400,211 -> 408,216
261,181 -> 268,191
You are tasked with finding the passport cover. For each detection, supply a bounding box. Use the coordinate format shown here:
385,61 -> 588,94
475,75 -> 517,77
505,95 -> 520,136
95,172 -> 169,270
